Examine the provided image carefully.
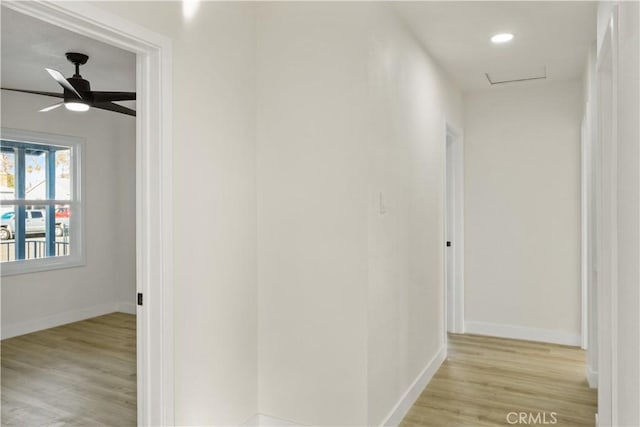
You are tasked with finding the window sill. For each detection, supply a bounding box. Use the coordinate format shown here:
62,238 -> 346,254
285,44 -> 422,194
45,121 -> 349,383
1,254 -> 86,276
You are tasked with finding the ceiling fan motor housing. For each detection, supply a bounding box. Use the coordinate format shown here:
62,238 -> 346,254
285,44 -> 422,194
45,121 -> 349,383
64,52 -> 91,103
64,77 -> 91,102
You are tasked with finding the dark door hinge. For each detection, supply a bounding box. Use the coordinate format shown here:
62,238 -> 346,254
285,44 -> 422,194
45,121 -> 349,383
137,292 -> 143,306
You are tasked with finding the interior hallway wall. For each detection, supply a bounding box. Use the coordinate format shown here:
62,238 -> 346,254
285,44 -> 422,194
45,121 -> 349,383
610,2 -> 640,424
591,3 -> 640,424
365,6 -> 462,425
89,2 -> 258,425
256,4 -> 370,424
1,90 -> 136,338
256,3 -> 462,425
463,80 -> 583,344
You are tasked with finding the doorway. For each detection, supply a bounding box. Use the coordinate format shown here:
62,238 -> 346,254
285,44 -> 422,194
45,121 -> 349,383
1,2 -> 174,425
444,124 -> 464,335
0,6 -> 137,425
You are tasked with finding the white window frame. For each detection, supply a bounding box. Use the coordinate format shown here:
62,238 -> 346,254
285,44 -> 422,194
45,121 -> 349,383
0,127 -> 85,276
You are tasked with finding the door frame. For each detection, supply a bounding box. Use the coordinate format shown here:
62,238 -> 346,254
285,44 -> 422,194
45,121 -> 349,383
2,2 -> 175,425
444,122 -> 465,336
581,111 -> 590,351
595,6 -> 619,426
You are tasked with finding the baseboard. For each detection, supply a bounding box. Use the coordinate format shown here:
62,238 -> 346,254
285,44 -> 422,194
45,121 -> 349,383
240,414 -> 260,427
587,365 -> 598,389
116,301 -> 137,315
381,345 -> 447,427
243,346 -> 447,427
465,321 -> 581,346
2,302 -> 124,339
241,414 -> 304,426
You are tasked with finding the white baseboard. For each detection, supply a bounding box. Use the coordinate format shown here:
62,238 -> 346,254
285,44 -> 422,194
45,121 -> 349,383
381,345 -> 447,427
116,301 -> 137,315
241,414 -> 260,427
241,414 -> 304,427
1,302 -> 132,339
243,346 -> 447,427
587,365 -> 598,389
465,321 -> 581,346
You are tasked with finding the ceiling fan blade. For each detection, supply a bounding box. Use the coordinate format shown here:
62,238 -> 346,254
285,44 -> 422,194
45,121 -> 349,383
1,87 -> 64,98
93,102 -> 136,117
39,102 -> 64,112
45,68 -> 82,99
91,91 -> 136,103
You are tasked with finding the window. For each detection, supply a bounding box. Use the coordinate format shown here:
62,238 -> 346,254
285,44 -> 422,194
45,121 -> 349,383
1,128 -> 84,275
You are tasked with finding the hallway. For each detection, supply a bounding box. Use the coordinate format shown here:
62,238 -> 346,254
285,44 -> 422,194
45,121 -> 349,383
401,335 -> 597,426
1,1 -> 638,425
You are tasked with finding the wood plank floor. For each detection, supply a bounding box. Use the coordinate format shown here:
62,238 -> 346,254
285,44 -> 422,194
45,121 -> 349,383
1,313 -> 136,426
401,334 -> 597,427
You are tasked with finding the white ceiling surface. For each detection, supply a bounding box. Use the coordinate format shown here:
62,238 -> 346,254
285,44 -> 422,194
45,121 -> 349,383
1,3 -> 595,102
1,7 -> 136,109
395,1 -> 597,91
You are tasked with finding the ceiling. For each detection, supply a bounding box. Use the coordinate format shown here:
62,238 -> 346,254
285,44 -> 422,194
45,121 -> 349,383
1,3 -> 596,104
1,7 -> 136,110
394,1 -> 597,91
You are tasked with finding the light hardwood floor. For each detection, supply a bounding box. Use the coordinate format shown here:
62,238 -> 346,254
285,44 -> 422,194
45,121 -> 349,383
1,313 -> 136,426
401,334 -> 597,427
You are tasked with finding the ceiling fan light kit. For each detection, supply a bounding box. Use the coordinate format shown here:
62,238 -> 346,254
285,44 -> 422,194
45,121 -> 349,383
1,52 -> 136,117
64,101 -> 90,112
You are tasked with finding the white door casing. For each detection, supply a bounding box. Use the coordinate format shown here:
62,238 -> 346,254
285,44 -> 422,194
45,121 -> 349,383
595,7 -> 619,426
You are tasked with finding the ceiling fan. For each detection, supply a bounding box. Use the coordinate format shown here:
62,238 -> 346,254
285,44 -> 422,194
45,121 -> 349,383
1,52 -> 136,117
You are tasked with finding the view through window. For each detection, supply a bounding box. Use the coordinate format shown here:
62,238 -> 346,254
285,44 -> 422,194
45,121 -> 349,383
1,136 -> 79,267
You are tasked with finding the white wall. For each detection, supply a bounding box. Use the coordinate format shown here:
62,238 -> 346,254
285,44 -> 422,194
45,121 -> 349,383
611,2 -> 640,424
114,120 -> 136,309
585,3 -> 640,423
365,6 -> 462,426
97,4 -> 460,425
464,80 -> 583,344
256,3 -> 461,425
1,90 -> 136,337
582,41 -> 599,386
90,2 -> 259,425
256,4 -> 370,424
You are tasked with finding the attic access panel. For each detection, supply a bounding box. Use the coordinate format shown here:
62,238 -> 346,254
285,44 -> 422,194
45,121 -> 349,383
485,66 -> 547,85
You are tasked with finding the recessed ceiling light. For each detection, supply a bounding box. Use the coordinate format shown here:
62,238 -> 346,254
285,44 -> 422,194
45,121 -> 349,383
491,33 -> 514,44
